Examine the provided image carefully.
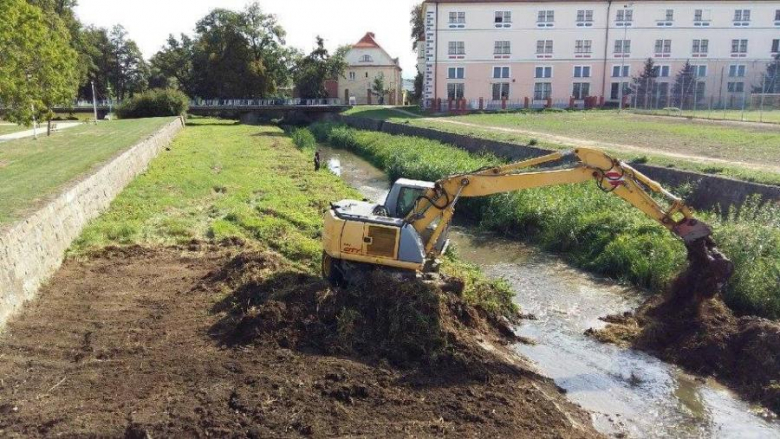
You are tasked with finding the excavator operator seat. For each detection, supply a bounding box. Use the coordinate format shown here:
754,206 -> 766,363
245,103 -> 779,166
384,179 -> 435,218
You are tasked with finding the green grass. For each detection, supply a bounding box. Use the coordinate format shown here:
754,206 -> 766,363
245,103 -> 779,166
341,107 -> 780,186
304,122 -> 780,320
631,108 -> 780,124
342,105 -> 423,120
72,118 -> 515,319
0,124 -> 29,136
0,117 -> 175,224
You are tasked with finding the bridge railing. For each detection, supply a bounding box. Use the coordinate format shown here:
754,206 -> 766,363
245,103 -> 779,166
189,98 -> 343,107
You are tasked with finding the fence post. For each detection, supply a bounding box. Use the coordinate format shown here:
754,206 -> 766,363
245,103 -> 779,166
760,74 -> 767,123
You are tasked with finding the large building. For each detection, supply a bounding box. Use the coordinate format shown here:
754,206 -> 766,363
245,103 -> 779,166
418,0 -> 780,108
339,33 -> 403,105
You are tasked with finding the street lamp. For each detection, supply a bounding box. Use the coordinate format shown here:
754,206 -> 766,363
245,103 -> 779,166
617,3 -> 633,113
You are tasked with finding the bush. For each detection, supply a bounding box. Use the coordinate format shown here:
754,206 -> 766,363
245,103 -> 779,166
307,122 -> 780,320
116,88 -> 189,119
289,127 -> 316,151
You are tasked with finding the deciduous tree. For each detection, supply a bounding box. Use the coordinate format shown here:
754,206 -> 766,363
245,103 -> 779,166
292,37 -> 348,99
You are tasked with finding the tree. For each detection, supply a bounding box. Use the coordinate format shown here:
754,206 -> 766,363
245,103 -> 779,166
671,61 -> 695,109
754,54 -> 780,94
0,0 -> 79,130
632,58 -> 658,108
108,25 -> 149,100
293,37 -> 348,99
371,73 -> 394,105
150,34 -> 197,96
410,2 -> 424,51
412,71 -> 424,103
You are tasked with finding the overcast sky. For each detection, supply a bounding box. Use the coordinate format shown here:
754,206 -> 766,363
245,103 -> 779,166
75,0 -> 420,79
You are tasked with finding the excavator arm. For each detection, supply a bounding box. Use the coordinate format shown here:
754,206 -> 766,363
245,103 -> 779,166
404,148 -> 733,298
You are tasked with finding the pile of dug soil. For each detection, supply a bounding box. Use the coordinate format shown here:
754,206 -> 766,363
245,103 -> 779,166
590,293 -> 780,414
0,246 -> 600,438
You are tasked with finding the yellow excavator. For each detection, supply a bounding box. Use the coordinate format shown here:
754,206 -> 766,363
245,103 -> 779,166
322,148 -> 733,298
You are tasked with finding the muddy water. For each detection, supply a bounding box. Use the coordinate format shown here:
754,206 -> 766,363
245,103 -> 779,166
320,145 -> 780,438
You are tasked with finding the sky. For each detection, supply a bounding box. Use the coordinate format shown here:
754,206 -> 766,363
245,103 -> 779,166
75,0 -> 420,79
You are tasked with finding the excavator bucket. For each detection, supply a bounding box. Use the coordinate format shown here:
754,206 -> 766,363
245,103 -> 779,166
673,237 -> 735,302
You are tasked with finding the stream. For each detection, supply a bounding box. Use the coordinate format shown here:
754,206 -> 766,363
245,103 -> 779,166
319,145 -> 780,438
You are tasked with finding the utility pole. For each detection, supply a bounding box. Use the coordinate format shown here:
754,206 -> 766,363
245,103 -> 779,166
617,3 -> 632,113
91,80 -> 98,124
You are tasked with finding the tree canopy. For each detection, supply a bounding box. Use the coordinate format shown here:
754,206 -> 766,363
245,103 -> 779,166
292,37 -> 348,99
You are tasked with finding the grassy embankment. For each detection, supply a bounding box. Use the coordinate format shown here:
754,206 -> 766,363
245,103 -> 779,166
72,118 -> 515,320
343,107 -> 780,186
0,117 -> 175,224
301,122 -> 780,320
630,108 -> 780,124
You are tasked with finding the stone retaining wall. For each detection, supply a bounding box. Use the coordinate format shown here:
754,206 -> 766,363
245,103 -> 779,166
0,117 -> 185,328
339,115 -> 780,211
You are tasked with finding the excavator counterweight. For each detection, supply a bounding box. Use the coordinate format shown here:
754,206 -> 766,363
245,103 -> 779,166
322,148 -> 734,301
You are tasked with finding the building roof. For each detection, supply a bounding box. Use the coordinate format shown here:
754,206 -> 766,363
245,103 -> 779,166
350,32 -> 402,70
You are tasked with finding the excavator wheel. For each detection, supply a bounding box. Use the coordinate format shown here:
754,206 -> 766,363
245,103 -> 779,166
321,251 -> 345,287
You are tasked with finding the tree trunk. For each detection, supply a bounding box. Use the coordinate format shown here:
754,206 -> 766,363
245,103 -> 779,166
47,119 -> 51,137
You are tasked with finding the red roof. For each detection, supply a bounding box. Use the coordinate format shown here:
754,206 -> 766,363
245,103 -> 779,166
353,32 -> 381,49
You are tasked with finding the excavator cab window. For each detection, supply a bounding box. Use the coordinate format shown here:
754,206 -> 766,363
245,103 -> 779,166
396,187 -> 425,218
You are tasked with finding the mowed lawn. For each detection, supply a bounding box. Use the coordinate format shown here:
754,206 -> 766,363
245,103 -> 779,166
632,108 -> 780,124
0,123 -> 29,136
345,107 -> 780,185
0,117 -> 175,224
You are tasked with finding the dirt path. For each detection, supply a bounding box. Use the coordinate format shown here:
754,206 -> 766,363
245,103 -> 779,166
0,246 -> 599,438
418,118 -> 780,175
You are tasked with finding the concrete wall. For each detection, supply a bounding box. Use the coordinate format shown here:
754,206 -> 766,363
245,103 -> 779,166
0,117 -> 185,328
338,115 -> 780,211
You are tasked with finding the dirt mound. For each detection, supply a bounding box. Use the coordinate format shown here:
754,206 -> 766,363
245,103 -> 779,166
208,251 -> 521,370
0,247 -> 599,438
590,294 -> 780,414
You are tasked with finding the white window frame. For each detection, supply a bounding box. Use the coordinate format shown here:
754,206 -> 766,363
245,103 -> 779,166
348,72 -> 356,81
536,40 -> 554,54
575,40 -> 593,54
616,9 -> 633,26
537,10 -> 555,27
773,39 -> 780,53
731,39 -> 748,54
692,39 -> 709,55
494,41 -> 511,55
448,41 -> 465,56
576,9 -> 594,26
448,11 -> 466,24
447,83 -> 465,100
652,65 -> 671,78
694,9 -> 711,26
572,82 -> 591,99
691,65 -> 707,77
534,82 -> 553,100
612,65 -> 630,77
535,66 -> 553,79
614,39 -> 631,54
492,66 -> 511,79
729,64 -> 746,78
492,83 -> 511,100
654,39 -> 672,55
573,65 -> 591,78
727,82 -> 744,93
447,67 -> 465,79
495,11 -> 512,26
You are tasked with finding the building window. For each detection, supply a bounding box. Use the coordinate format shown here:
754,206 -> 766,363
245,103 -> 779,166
572,82 -> 590,99
359,55 -> 373,63
772,39 -> 779,53
537,10 -> 554,27
575,40 -> 593,54
612,65 -> 630,77
731,39 -> 748,55
449,11 -> 465,24
692,39 -> 709,55
727,82 -> 744,93
657,9 -> 673,26
652,65 -> 671,77
614,39 -> 631,55
494,41 -> 511,55
495,11 -> 512,26
733,9 -> 750,23
448,41 -> 465,56
692,65 -> 707,77
616,9 -> 633,25
492,83 -> 510,100
534,83 -> 552,100
576,10 -> 594,26
573,66 -> 591,78
654,39 -> 672,55
348,72 -> 356,81
448,67 -> 465,79
493,66 -> 510,79
729,64 -> 746,77
536,40 -> 553,54
610,82 -> 630,100
776,10 -> 780,21
447,83 -> 464,99
694,9 -> 711,26
535,66 -> 552,79
665,9 -> 674,21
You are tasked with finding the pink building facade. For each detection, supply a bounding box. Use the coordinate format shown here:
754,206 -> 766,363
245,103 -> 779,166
419,0 -> 780,109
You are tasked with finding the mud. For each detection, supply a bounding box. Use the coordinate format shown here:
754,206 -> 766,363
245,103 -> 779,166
591,294 -> 780,416
0,245 -> 600,438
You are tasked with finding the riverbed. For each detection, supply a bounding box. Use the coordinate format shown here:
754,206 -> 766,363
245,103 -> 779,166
320,144 -> 780,438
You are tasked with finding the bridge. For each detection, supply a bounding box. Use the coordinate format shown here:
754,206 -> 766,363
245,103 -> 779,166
48,98 -> 350,122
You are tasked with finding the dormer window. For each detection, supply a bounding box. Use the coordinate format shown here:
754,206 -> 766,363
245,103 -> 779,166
359,55 -> 373,63
616,9 -> 633,26
495,11 -> 511,28
734,9 -> 750,26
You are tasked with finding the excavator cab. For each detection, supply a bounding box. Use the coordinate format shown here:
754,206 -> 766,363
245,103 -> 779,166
383,179 -> 434,218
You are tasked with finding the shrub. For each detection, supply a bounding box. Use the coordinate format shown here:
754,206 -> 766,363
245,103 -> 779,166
290,127 -> 316,151
308,123 -> 780,320
116,88 -> 189,119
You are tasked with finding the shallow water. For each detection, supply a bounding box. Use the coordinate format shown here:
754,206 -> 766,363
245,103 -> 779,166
319,145 -> 780,438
